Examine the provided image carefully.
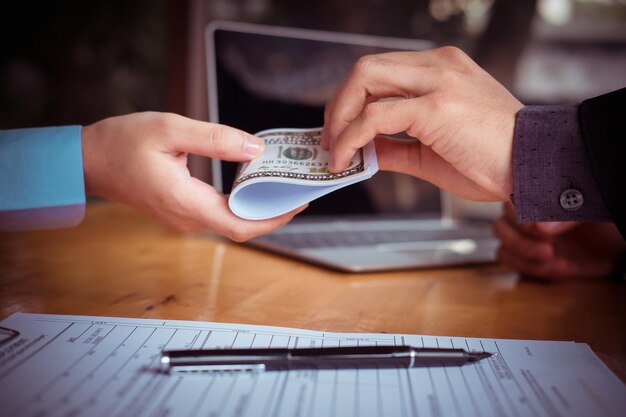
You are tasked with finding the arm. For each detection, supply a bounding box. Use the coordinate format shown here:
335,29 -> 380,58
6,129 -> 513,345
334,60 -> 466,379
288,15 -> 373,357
495,89 -> 626,280
324,48 -> 623,234
0,126 -> 85,230
512,88 -> 625,237
2,113 -> 305,240
512,104 -> 611,224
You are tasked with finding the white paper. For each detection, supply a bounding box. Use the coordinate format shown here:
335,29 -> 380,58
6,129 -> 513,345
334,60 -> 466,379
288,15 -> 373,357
1,312 -> 625,417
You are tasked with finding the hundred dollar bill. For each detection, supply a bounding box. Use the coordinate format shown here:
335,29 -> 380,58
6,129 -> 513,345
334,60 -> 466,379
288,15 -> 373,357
229,127 -> 378,220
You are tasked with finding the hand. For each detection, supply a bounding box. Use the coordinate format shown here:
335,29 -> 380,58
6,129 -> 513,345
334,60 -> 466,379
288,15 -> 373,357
323,47 -> 524,201
494,203 -> 625,280
81,112 -> 305,241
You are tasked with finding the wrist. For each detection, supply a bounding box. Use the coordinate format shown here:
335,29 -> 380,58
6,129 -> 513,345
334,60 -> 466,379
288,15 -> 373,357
81,123 -> 97,195
499,104 -> 520,201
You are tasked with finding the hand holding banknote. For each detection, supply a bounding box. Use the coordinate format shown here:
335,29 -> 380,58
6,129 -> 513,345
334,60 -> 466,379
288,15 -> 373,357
323,47 -> 523,202
229,127 -> 377,220
82,112 -> 304,240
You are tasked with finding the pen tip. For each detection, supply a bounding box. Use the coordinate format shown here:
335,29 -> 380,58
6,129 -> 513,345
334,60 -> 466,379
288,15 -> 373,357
470,352 -> 492,361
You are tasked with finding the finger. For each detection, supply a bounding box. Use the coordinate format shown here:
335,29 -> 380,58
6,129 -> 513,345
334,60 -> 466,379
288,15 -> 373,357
322,75 -> 350,151
503,203 -> 571,240
210,198 -> 307,242
173,118 -> 265,162
519,221 -> 578,240
173,178 -> 305,241
374,136 -> 501,201
324,47 -> 476,151
492,218 -> 554,261
330,98 -> 429,172
534,221 -> 579,237
323,94 -> 379,151
324,57 -> 438,150
497,247 -> 571,281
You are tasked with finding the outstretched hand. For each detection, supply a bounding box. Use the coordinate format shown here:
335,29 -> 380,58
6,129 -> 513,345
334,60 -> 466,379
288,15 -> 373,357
82,112 -> 305,241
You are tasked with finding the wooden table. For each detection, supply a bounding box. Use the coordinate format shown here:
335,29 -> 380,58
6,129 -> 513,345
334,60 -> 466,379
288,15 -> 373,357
1,202 -> 625,381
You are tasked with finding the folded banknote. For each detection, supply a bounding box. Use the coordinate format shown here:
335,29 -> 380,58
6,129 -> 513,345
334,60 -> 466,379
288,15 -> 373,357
228,127 -> 378,220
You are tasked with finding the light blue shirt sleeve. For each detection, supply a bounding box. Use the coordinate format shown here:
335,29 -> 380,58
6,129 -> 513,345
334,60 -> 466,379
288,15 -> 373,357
0,126 -> 86,230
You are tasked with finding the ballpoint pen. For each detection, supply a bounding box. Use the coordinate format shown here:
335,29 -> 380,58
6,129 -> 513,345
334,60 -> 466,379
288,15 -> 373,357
160,345 -> 492,373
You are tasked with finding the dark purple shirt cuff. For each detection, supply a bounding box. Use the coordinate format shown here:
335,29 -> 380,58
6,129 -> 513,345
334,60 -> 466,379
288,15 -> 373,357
512,105 -> 611,223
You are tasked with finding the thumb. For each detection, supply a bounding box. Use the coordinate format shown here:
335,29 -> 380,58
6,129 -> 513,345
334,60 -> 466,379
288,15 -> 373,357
175,120 -> 265,161
374,136 -> 501,201
374,136 -> 419,175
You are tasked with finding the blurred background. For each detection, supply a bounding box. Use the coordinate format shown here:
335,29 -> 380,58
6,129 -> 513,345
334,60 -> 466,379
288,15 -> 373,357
1,0 -> 625,215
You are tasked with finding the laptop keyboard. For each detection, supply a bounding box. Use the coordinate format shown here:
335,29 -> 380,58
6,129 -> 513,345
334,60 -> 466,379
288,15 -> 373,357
257,226 -> 493,249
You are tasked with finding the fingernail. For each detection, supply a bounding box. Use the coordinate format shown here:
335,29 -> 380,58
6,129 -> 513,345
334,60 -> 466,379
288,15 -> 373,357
244,134 -> 265,157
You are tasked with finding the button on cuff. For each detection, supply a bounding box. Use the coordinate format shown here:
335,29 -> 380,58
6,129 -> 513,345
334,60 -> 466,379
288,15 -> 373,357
559,189 -> 584,211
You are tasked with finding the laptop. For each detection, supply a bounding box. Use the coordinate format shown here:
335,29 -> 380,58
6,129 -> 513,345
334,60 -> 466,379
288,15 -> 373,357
205,20 -> 499,272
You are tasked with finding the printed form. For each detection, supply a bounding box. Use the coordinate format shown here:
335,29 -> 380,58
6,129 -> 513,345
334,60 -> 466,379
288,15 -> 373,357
1,313 -> 625,417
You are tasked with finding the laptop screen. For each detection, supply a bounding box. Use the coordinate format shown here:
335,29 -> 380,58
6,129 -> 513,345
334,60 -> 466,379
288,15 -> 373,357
207,21 -> 441,217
